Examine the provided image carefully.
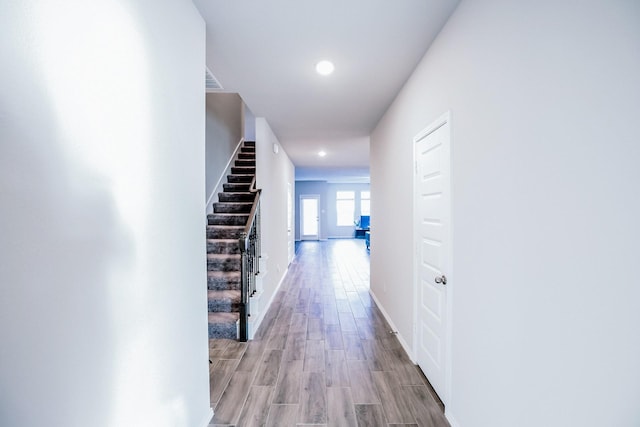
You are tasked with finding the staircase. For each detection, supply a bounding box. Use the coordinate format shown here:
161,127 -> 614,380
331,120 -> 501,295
207,141 -> 256,339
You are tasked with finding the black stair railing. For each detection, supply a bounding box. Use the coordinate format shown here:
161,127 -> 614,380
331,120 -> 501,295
238,176 -> 261,342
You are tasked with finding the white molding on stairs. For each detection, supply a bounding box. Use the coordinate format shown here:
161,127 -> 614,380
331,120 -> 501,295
206,138 -> 244,214
247,255 -> 292,340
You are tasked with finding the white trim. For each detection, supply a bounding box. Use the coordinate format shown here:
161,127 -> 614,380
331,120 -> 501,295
247,261 -> 289,338
412,111 -> 453,407
197,407 -> 213,427
369,289 -> 415,362
206,138 -> 244,214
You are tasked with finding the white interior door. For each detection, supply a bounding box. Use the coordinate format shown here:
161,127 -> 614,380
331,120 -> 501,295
414,112 -> 451,405
300,195 -> 319,240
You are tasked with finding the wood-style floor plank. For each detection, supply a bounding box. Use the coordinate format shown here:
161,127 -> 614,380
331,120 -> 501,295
252,349 -> 282,386
208,240 -> 448,427
265,404 -> 299,427
303,339 -> 326,372
404,385 -> 450,427
325,350 -> 350,387
272,359 -> 303,404
347,360 -> 380,404
299,371 -> 327,424
212,371 -> 253,424
209,359 -> 239,406
372,371 -> 417,424
235,386 -> 273,427
327,387 -> 357,427
354,404 -> 387,426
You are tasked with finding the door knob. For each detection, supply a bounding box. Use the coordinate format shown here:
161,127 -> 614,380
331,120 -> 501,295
435,275 -> 447,285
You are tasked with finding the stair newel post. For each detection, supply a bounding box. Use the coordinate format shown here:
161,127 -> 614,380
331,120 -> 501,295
239,231 -> 249,342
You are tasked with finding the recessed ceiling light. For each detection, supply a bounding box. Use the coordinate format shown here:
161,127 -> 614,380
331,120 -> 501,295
315,60 -> 334,76
318,150 -> 327,157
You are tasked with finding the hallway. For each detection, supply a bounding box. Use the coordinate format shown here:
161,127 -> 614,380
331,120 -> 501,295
209,239 -> 448,427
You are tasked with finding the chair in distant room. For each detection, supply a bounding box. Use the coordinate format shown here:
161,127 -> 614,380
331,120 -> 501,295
355,215 -> 370,238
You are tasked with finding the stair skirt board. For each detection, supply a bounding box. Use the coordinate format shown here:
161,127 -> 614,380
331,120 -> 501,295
206,138 -> 244,214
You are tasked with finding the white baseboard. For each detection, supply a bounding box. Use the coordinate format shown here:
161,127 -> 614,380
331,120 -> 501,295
369,289 -> 416,362
198,407 -> 213,427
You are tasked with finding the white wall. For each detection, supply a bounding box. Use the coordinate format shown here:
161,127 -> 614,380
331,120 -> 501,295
255,119 -> 296,306
0,1 -> 211,427
244,103 -> 256,141
370,1 -> 640,426
205,93 -> 243,201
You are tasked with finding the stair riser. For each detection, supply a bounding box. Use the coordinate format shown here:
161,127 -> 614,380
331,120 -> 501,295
207,241 -> 240,254
238,153 -> 255,159
223,183 -> 251,192
235,160 -> 255,167
207,228 -> 243,239
208,258 -> 241,271
227,174 -> 253,183
208,300 -> 241,313
213,203 -> 252,214
209,322 -> 237,340
208,215 -> 249,226
208,278 -> 241,291
218,193 -> 255,202
208,278 -> 241,290
231,167 -> 255,175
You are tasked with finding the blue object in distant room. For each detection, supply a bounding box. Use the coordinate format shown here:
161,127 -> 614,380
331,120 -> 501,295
355,215 -> 370,238
359,215 -> 370,230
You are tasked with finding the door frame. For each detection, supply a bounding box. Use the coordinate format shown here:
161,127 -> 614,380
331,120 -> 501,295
300,194 -> 320,240
412,111 -> 453,407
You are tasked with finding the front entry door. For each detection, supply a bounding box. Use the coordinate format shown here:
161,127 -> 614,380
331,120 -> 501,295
300,195 -> 320,240
414,112 -> 451,405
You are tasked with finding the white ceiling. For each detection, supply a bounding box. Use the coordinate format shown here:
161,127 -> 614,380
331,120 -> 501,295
193,0 -> 460,181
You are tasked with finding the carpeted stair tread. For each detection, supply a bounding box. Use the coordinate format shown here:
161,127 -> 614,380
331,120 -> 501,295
213,202 -> 253,214
207,239 -> 241,254
207,253 -> 241,271
208,289 -> 241,312
223,183 -> 251,192
218,192 -> 256,202
231,166 -> 256,175
234,160 -> 256,167
208,312 -> 239,339
207,289 -> 241,302
207,225 -> 244,239
207,271 -> 241,290
208,213 -> 250,226
227,174 -> 253,183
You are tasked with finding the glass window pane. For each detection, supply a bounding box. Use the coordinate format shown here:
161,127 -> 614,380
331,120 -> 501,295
361,200 -> 370,216
360,191 -> 370,216
336,199 -> 355,226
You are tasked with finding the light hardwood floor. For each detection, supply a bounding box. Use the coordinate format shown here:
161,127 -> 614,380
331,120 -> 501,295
209,239 -> 448,427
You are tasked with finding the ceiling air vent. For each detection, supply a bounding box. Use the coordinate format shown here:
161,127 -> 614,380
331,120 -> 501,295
205,67 -> 223,91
